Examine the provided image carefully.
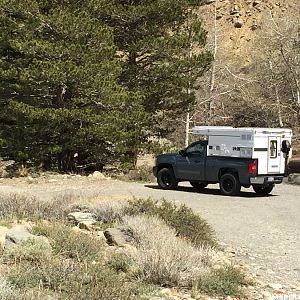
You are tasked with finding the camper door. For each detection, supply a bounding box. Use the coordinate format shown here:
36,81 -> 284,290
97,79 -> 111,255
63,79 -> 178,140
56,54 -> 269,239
267,136 -> 281,173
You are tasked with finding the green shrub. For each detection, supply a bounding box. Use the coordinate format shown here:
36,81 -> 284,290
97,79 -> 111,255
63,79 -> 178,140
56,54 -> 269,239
126,198 -> 217,247
8,253 -> 152,300
196,266 -> 247,297
3,238 -> 52,263
33,222 -> 103,261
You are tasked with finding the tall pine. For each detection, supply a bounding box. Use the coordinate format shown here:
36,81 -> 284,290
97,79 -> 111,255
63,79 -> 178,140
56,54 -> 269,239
93,0 -> 213,136
0,0 -> 146,170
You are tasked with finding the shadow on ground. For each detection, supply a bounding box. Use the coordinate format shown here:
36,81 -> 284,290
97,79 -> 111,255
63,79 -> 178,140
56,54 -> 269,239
144,184 -> 278,198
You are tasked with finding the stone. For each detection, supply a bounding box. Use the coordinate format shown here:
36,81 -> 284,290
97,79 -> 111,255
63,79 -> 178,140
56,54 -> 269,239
253,0 -> 261,6
0,226 -> 9,249
160,288 -> 172,296
288,173 -> 300,185
92,171 -> 106,180
68,212 -> 97,224
268,283 -> 283,290
234,19 -> 243,28
5,224 -> 51,249
205,0 -> 215,4
104,227 -> 133,247
78,220 -> 96,231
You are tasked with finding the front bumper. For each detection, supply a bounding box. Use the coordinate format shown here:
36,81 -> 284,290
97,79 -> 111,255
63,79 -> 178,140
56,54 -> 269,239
250,176 -> 283,185
153,166 -> 158,177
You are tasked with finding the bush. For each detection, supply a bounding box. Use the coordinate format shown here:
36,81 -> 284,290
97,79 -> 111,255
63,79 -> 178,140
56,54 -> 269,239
3,238 -> 52,263
8,259 -> 151,300
33,222 -> 103,261
91,200 -> 130,224
196,266 -> 248,297
126,198 -> 217,247
0,194 -> 76,221
124,164 -> 155,182
122,215 -> 213,287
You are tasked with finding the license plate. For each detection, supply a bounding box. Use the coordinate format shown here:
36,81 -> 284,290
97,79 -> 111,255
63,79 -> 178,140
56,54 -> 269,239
267,177 -> 274,182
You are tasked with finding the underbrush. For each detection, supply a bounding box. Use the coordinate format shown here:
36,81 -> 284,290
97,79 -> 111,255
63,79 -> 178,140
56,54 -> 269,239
3,222 -> 153,300
0,194 -> 77,221
122,214 -> 212,287
0,196 -> 249,299
125,198 -> 217,247
195,266 -> 248,298
121,164 -> 155,182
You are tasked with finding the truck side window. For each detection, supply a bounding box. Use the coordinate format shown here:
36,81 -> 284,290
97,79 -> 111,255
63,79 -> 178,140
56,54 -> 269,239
186,143 -> 204,156
270,140 -> 277,158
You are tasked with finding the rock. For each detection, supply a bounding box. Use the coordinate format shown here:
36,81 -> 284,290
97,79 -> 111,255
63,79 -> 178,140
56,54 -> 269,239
262,291 -> 272,300
268,283 -> 283,290
0,226 -> 9,249
288,173 -> 300,185
104,227 -> 133,247
0,160 -> 15,178
5,224 -> 51,249
78,220 -> 96,231
205,0 -> 215,4
160,288 -> 172,296
92,171 -> 106,180
149,297 -> 164,300
253,0 -> 261,6
68,212 -> 97,224
234,19 -> 243,28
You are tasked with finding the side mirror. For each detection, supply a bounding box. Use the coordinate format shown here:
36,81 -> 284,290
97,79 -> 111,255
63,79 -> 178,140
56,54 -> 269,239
281,140 -> 291,154
179,150 -> 187,157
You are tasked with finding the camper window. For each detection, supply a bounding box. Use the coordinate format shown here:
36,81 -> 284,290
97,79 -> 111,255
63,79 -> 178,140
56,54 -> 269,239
270,140 -> 278,158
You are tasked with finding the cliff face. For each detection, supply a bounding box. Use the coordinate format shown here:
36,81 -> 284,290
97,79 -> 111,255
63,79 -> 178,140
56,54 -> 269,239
199,0 -> 299,66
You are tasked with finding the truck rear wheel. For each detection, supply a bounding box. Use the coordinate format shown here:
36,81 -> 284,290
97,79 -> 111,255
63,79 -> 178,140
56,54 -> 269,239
220,173 -> 241,196
252,184 -> 274,196
157,168 -> 178,190
190,181 -> 208,190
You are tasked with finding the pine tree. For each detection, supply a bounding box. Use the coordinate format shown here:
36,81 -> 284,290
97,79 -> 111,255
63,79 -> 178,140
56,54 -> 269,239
0,0 -> 146,170
94,0 -> 213,136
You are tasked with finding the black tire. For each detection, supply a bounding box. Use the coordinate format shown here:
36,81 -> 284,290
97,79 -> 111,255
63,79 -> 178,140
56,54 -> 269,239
157,168 -> 178,190
219,173 -> 241,196
190,181 -> 208,190
252,184 -> 274,196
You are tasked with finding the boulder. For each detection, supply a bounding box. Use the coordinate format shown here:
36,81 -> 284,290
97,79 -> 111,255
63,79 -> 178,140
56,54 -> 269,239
0,160 -> 15,178
5,224 -> 51,249
92,171 -> 106,180
78,220 -> 96,231
104,227 -> 133,247
68,212 -> 97,224
288,174 -> 300,185
234,19 -> 244,28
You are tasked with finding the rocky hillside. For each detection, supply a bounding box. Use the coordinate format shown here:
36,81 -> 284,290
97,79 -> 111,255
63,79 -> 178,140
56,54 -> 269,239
200,0 -> 299,66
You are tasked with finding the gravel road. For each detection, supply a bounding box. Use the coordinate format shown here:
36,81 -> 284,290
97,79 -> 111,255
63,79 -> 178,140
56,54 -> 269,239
0,177 -> 299,288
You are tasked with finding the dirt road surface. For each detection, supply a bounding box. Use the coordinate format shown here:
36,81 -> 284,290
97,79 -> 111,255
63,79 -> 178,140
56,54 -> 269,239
0,176 -> 299,288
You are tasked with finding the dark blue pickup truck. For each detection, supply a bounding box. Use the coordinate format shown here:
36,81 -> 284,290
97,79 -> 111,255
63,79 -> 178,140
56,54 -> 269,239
153,140 -> 285,196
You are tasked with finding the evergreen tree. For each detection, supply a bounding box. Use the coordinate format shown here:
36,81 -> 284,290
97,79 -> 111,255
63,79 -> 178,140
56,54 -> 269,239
0,0 -> 146,170
93,0 -> 213,136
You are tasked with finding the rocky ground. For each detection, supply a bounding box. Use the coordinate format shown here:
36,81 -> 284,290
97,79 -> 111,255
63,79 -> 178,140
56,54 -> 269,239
0,173 -> 300,299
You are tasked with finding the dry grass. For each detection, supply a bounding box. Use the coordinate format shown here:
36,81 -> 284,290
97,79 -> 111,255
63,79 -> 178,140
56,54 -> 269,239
0,194 -> 77,221
122,215 -> 213,287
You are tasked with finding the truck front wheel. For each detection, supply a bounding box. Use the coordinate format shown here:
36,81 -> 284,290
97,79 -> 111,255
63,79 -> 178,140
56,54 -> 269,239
157,168 -> 178,190
220,173 -> 241,196
252,184 -> 274,196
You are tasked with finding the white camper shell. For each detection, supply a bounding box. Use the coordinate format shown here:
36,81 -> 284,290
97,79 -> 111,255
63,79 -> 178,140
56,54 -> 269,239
192,126 -> 292,175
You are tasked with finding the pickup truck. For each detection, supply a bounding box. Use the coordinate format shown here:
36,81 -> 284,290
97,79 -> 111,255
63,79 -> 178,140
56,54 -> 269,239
153,140 -> 284,196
